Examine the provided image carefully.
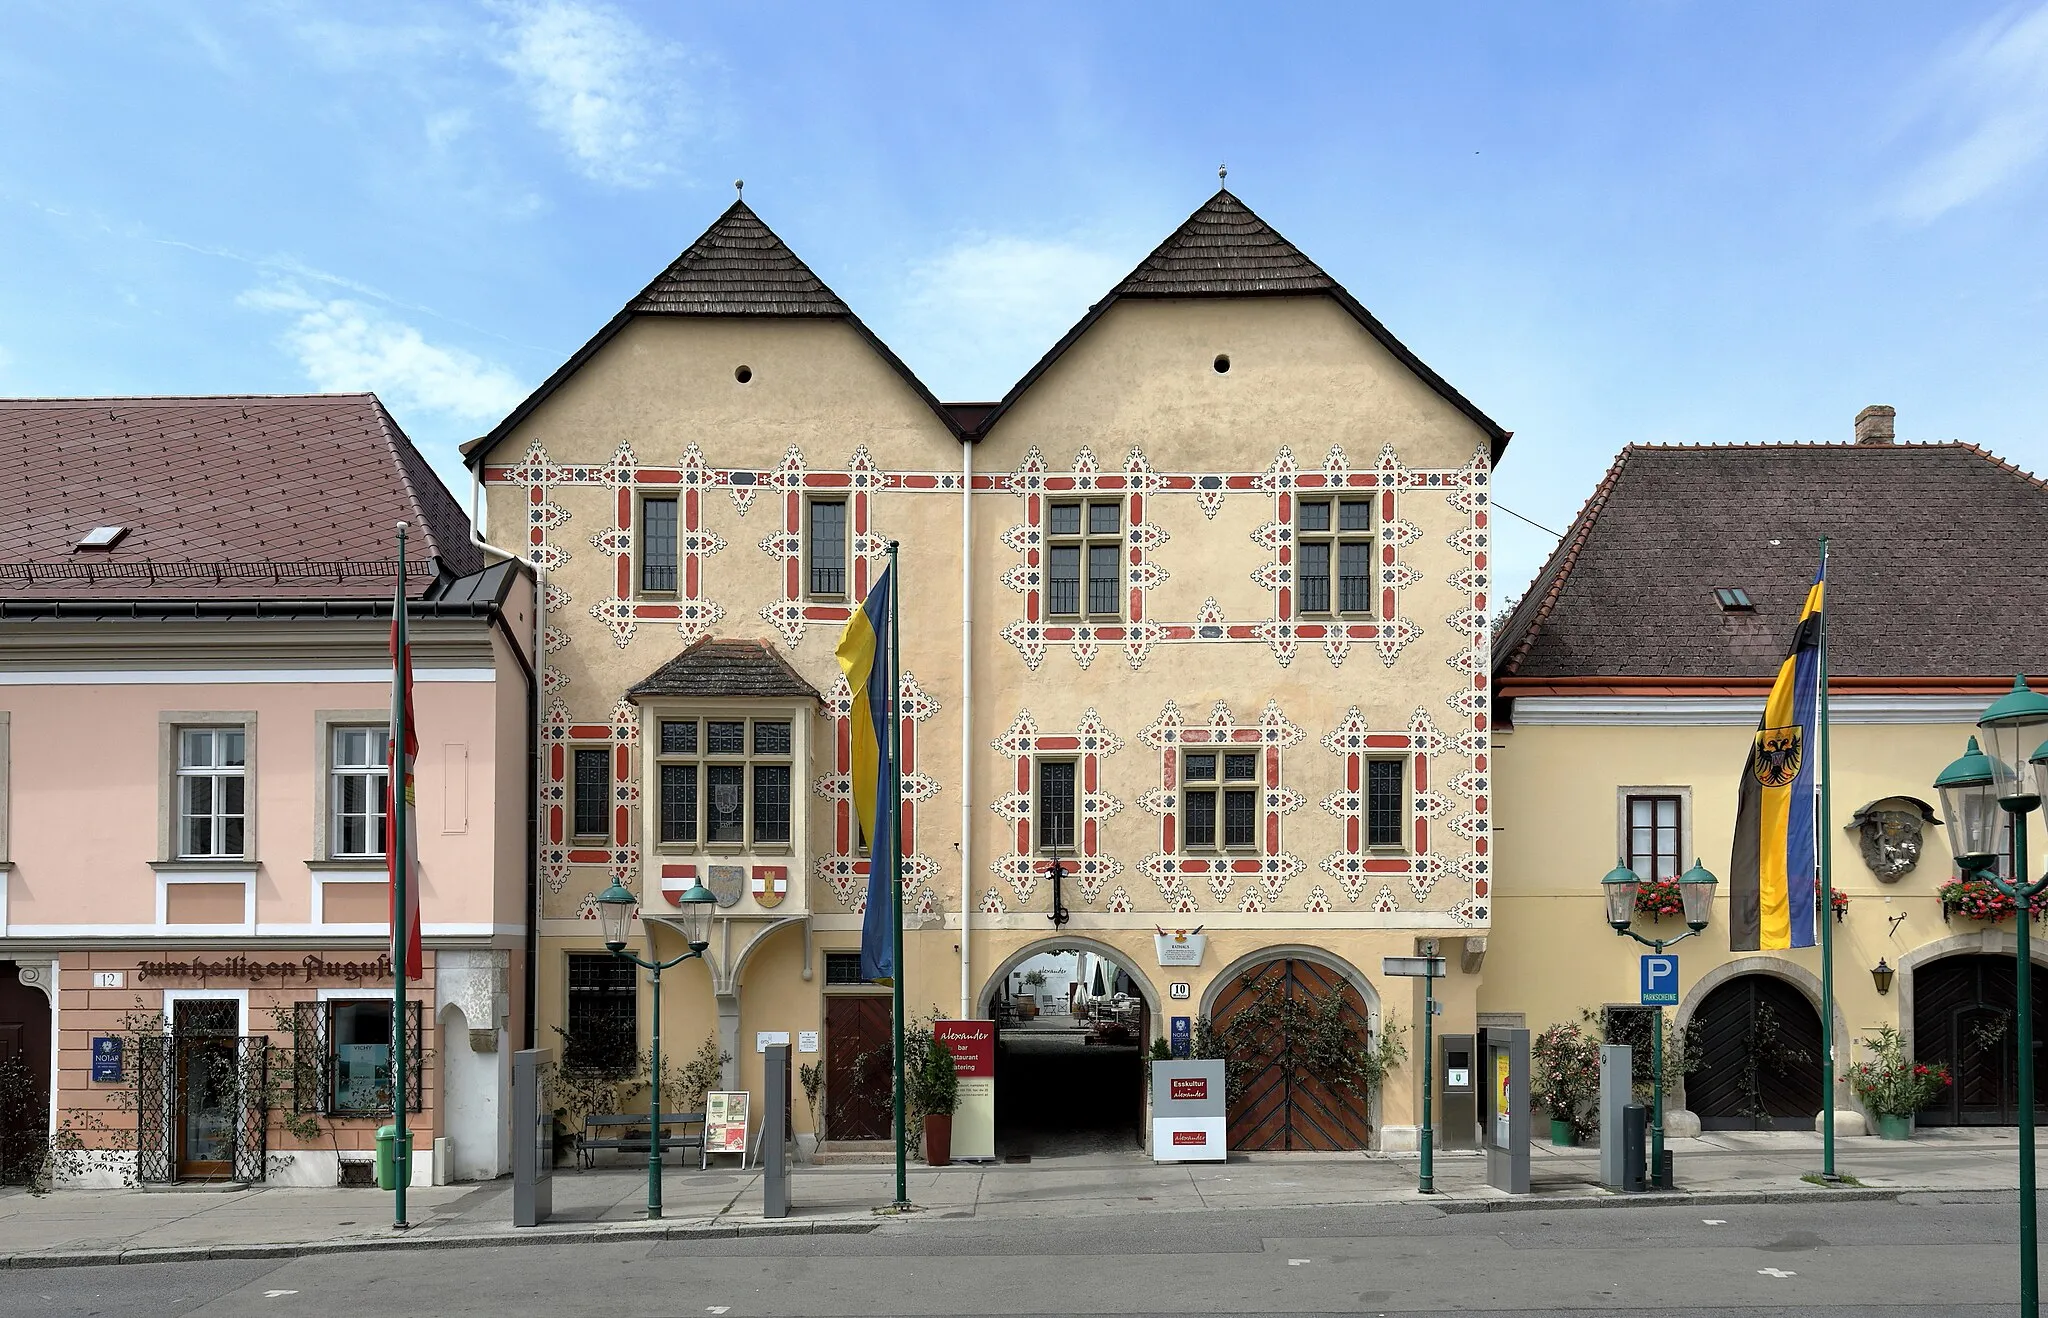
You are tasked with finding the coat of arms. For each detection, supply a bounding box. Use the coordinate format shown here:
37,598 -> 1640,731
706,864 -> 745,909
750,866 -> 788,909
1753,726 -> 1803,788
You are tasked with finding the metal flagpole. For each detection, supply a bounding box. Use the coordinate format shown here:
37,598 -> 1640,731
1816,537 -> 1837,1181
888,541 -> 909,1208
392,523 -> 411,1230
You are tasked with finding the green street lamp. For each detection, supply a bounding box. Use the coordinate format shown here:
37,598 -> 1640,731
1599,857 -> 1718,1190
596,876 -> 716,1221
1936,679 -> 2048,1318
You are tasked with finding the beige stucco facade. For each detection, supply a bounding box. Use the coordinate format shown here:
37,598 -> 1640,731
479,230 -> 1500,1147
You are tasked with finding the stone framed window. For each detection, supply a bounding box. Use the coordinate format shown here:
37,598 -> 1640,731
1616,786 -> 1693,883
1046,499 -> 1123,620
1182,750 -> 1260,853
1297,496 -> 1374,617
806,498 -> 849,599
329,725 -> 391,860
176,727 -> 248,859
571,746 -> 612,841
640,494 -> 679,595
1365,758 -> 1406,850
1036,758 -> 1078,852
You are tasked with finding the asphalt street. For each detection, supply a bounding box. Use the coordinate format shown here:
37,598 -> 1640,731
0,1194 -> 2027,1317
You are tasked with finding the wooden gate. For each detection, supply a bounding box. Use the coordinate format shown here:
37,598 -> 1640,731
824,996 -> 892,1140
1912,954 -> 2048,1126
1210,957 -> 1373,1151
1683,974 -> 1823,1130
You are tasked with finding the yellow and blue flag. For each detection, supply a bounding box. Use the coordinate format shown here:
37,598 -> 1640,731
835,565 -> 896,983
1730,563 -> 1825,951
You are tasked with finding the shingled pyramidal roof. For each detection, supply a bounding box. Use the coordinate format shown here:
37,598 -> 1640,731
625,201 -> 852,317
1114,190 -> 1339,297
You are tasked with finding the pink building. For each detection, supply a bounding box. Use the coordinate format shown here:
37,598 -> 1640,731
0,396 -> 533,1187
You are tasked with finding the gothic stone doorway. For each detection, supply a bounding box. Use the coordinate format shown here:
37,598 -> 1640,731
1913,953 -> 2048,1126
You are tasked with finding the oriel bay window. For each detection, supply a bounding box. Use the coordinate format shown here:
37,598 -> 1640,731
1297,497 -> 1374,616
641,495 -> 678,594
656,716 -> 793,848
1184,751 -> 1259,852
1047,499 -> 1123,619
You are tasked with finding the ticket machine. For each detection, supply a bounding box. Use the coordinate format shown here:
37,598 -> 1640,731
1438,1033 -> 1478,1150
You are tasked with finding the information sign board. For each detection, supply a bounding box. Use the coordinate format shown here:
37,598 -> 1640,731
935,1020 -> 997,1161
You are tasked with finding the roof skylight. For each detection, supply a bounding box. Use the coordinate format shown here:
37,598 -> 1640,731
76,526 -> 128,551
1713,587 -> 1753,612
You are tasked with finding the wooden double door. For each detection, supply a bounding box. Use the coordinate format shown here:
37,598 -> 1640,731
1683,975 -> 1823,1130
823,995 -> 892,1140
1211,957 -> 1374,1151
1913,954 -> 2048,1126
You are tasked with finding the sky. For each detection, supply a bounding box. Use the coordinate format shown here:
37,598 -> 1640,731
4,2 -> 2047,602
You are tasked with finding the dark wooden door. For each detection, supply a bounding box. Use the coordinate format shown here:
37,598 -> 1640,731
0,966 -> 51,1186
824,995 -> 892,1140
1210,957 -> 1374,1151
1913,954 -> 2048,1126
1684,975 -> 1823,1130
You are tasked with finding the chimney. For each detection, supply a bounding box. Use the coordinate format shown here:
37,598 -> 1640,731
1854,404 -> 1896,445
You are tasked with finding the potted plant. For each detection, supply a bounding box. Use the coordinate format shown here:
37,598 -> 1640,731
914,1032 -> 958,1166
1531,1021 -> 1601,1145
1850,1025 -> 1951,1139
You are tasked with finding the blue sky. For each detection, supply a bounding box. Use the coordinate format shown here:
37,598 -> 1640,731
4,2 -> 2046,600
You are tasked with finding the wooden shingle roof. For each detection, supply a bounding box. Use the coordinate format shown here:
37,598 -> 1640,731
626,201 -> 851,316
1493,442 -> 2048,684
626,637 -> 823,702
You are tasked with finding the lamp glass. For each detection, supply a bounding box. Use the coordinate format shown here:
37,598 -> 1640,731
1871,959 -> 1895,996
595,879 -> 636,950
1935,737 -> 2003,864
1678,859 -> 1719,932
673,880 -> 717,949
1601,862 -> 1640,930
1976,676 -> 2048,803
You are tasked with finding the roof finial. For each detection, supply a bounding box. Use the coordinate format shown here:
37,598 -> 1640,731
734,178 -> 744,198
1218,162 -> 1227,184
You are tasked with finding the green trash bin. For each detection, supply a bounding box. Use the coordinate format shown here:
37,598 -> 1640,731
375,1125 -> 412,1190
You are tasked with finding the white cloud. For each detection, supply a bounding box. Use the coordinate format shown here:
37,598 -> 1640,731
241,287 -> 526,422
491,0 -> 696,188
896,235 -> 1133,400
1893,4 -> 2048,223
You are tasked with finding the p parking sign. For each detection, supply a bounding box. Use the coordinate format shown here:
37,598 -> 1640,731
1640,954 -> 1679,1006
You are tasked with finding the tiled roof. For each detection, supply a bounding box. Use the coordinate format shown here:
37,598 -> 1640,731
626,637 -> 823,701
0,395 -> 479,599
626,201 -> 851,316
1115,190 -> 1338,297
971,189 -> 1509,459
1494,442 -> 2048,682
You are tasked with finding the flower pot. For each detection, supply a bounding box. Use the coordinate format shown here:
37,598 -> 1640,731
1549,1118 -> 1576,1147
923,1113 -> 953,1166
1876,1114 -> 1913,1141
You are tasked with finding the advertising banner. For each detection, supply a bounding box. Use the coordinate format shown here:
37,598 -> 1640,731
705,1091 -> 751,1160
935,1019 -> 997,1161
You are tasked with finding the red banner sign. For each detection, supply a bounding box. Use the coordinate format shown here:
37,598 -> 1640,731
1172,1131 -> 1207,1146
1169,1076 -> 1208,1102
934,1019 -> 995,1080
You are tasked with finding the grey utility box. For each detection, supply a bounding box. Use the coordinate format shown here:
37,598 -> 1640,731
1438,1032 -> 1478,1150
511,1047 -> 553,1227
1598,1044 -> 1632,1188
762,1042 -> 792,1219
1484,1027 -> 1530,1194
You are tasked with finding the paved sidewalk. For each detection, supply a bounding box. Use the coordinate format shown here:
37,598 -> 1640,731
0,1127 -> 2027,1267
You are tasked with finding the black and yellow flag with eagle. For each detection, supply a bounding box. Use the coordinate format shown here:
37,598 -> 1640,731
1730,564 -> 1825,951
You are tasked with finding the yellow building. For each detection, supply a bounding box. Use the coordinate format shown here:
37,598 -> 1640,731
1487,410 -> 2048,1133
464,188 -> 1506,1152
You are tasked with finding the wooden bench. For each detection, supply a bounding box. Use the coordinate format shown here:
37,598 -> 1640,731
579,1111 -> 706,1170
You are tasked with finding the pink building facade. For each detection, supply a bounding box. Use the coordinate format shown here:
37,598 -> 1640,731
0,397 -> 534,1187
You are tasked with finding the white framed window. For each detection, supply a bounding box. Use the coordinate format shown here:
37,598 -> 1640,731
330,726 -> 390,859
1046,499 -> 1123,619
1035,758 -> 1077,853
1182,750 -> 1259,852
178,728 -> 246,859
1297,496 -> 1374,616
1615,785 -> 1693,882
654,716 -> 794,849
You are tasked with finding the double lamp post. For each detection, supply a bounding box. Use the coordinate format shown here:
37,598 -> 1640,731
595,874 -> 717,1222
1933,675 -> 2048,1318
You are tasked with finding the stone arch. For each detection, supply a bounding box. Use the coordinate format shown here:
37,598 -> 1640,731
1199,944 -> 1383,1038
976,936 -> 1162,1034
1897,929 -> 2048,1060
1671,956 -> 1850,1117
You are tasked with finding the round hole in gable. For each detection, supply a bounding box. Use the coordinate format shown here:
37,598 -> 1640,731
1213,354 -> 1230,374
735,365 -> 753,384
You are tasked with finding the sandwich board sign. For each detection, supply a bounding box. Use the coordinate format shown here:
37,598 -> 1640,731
1150,1059 -> 1226,1161
705,1091 -> 751,1163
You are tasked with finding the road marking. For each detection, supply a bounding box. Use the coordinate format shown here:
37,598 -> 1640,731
708,1308 -> 730,1314
1288,1259 -> 1311,1266
263,1292 -> 299,1299
1757,1268 -> 1797,1278
1702,1219 -> 1727,1225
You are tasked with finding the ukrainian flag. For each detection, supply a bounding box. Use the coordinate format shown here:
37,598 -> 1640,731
835,565 -> 896,983
1730,564 -> 1825,951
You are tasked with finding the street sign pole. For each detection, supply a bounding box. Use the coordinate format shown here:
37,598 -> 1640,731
1639,953 -> 1679,1190
1383,952 -> 1447,1195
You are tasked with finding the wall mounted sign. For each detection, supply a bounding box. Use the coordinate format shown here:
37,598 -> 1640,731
91,971 -> 125,989
91,1036 -> 123,1082
797,1031 -> 819,1054
1153,927 -> 1206,967
135,954 -> 392,984
1168,981 -> 1191,1000
935,1020 -> 997,1161
755,1031 -> 790,1053
1169,1016 -> 1192,1058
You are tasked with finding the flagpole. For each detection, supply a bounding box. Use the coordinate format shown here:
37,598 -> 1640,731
1817,536 -> 1838,1181
888,540 -> 908,1208
391,522 -> 411,1230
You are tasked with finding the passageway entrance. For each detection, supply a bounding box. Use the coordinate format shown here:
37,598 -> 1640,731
979,941 -> 1154,1160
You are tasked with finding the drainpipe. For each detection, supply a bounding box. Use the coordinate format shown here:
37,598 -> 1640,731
473,465 -> 543,1050
959,438 -> 974,1019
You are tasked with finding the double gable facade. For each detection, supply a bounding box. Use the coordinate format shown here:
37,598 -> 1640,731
470,190 -> 1505,1149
